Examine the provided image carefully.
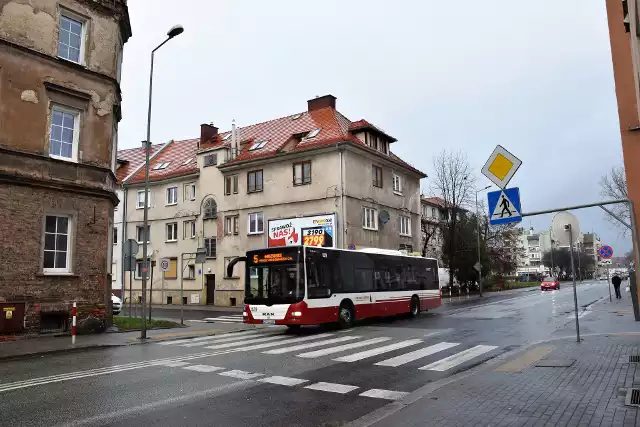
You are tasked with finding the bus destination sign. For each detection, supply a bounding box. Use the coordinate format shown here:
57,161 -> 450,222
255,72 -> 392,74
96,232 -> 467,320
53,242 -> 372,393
252,253 -> 294,264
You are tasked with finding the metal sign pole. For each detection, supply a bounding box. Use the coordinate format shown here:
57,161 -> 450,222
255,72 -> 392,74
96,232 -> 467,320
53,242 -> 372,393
180,254 -> 184,326
569,226 -> 580,343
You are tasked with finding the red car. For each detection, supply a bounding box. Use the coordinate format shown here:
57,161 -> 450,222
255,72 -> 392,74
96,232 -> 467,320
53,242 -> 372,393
541,276 -> 560,291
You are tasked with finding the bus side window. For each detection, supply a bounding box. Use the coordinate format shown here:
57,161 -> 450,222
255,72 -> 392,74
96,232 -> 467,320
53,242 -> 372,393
392,265 -> 404,291
307,253 -> 333,299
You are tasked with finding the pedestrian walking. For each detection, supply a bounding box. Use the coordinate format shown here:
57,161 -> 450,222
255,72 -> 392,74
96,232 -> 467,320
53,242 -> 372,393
612,274 -> 622,299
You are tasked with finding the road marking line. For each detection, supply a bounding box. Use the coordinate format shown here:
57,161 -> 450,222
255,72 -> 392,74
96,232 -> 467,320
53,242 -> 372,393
419,345 -> 498,371
304,382 -> 359,394
263,336 -> 361,355
204,316 -> 244,323
423,328 -> 453,338
374,342 -> 460,367
359,389 -> 409,400
333,339 -> 423,362
258,376 -> 308,386
155,361 -> 190,367
205,335 -> 290,350
158,330 -> 261,346
218,370 -> 263,380
241,333 -> 334,351
181,365 -> 225,373
494,346 -> 554,373
297,337 -> 391,358
179,331 -> 269,347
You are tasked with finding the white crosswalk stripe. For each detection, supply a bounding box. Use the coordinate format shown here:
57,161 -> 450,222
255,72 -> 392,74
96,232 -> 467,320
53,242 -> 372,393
179,331 -> 270,347
205,335 -> 290,350
158,330 -> 259,346
182,365 -> 225,373
242,333 -> 335,351
296,337 -> 391,359
258,376 -> 308,386
218,370 -> 263,380
333,339 -> 423,363
304,382 -> 359,394
204,315 -> 244,323
419,345 -> 498,371
374,342 -> 460,367
359,389 -> 409,400
262,336 -> 361,355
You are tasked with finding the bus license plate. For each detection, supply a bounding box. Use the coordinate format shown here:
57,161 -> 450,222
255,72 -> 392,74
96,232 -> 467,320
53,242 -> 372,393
262,319 -> 275,325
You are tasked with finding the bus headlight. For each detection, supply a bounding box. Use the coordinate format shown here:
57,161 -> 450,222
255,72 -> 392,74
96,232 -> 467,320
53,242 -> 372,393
291,311 -> 302,317
242,311 -> 248,317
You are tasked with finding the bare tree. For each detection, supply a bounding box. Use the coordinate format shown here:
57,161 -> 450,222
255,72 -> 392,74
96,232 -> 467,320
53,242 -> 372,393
430,150 -> 475,286
421,217 -> 441,258
599,166 -> 630,234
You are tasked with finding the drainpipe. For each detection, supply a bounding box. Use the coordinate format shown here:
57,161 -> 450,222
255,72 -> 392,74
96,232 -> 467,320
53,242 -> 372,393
339,145 -> 346,248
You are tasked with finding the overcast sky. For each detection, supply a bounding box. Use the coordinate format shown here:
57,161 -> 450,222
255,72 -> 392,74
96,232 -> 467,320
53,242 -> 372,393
119,0 -> 632,254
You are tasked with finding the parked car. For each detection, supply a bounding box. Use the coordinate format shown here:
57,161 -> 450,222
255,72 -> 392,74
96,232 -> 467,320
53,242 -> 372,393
540,276 -> 560,291
111,294 -> 122,315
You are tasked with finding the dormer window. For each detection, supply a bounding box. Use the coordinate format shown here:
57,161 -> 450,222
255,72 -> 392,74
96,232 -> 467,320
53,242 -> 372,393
305,128 -> 321,139
249,140 -> 268,151
152,162 -> 170,170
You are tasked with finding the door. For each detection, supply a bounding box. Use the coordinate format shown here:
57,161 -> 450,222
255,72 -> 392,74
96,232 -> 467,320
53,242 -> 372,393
206,274 -> 216,305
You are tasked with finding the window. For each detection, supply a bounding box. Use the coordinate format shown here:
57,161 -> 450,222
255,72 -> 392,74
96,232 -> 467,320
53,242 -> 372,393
184,183 -> 196,201
113,227 -> 118,245
380,140 -> 389,154
249,140 -> 268,150
203,198 -> 217,219
166,187 -> 178,205
400,216 -> 411,236
431,207 -> 437,218
204,154 -> 217,167
225,215 -> 239,235
225,257 -> 239,278
372,165 -> 383,188
248,212 -> 264,234
187,264 -> 196,279
184,220 -> 196,239
247,170 -> 263,193
136,190 -> 150,209
152,162 -> 170,170
292,113 -> 303,120
166,222 -> 178,242
306,128 -> 321,138
163,258 -> 178,279
293,161 -> 311,185
362,207 -> 378,231
135,259 -> 150,280
183,157 -> 193,165
58,13 -> 84,63
49,106 -> 79,162
204,237 -> 216,258
136,225 -> 150,243
223,133 -> 232,141
393,173 -> 402,193
43,215 -> 72,273
225,175 -> 239,195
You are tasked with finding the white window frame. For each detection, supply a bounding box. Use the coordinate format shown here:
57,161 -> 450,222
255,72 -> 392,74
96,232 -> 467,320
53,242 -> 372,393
400,216 -> 411,236
362,207 -> 378,231
136,225 -> 150,244
58,10 -> 87,65
184,183 -> 196,201
166,222 -> 178,242
393,173 -> 402,194
49,105 -> 80,163
248,212 -> 264,235
135,259 -> 150,280
43,214 -> 73,274
166,186 -> 178,206
136,190 -> 151,209
184,220 -> 196,239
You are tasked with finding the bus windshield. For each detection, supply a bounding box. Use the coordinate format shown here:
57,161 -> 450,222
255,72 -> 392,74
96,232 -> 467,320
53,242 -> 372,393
245,248 -> 304,305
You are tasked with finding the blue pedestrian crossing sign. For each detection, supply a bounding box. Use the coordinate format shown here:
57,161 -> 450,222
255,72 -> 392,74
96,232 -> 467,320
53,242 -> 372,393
487,187 -> 522,225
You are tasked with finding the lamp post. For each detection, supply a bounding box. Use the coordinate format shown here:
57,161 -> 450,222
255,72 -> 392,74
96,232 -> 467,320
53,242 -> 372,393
476,185 -> 492,297
141,24 -> 184,340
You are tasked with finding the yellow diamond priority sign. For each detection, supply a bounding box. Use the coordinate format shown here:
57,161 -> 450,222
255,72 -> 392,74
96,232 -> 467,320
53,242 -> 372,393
481,145 -> 522,189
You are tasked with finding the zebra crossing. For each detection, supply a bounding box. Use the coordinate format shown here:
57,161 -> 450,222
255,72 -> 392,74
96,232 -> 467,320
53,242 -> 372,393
158,329 -> 499,373
199,315 -> 244,324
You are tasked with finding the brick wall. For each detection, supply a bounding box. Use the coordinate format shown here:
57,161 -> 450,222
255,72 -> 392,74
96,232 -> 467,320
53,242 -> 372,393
0,182 -> 113,333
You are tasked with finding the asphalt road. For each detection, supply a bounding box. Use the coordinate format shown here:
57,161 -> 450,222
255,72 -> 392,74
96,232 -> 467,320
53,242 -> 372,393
0,281 -> 620,427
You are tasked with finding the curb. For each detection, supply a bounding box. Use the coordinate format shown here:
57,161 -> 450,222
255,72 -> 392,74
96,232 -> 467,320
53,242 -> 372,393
0,344 -> 124,363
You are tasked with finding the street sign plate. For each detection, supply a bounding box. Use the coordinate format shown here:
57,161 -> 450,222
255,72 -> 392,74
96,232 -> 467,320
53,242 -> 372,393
487,187 -> 522,225
598,245 -> 614,259
160,258 -> 171,272
474,262 -> 482,272
481,145 -> 522,189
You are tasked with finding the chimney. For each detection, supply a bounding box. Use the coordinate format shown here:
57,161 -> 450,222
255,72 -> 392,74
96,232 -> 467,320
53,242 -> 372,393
307,94 -> 336,112
200,123 -> 218,146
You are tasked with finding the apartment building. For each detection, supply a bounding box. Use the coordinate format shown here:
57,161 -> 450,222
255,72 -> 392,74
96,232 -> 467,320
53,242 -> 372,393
420,197 -> 448,260
516,228 -> 555,275
0,0 -> 130,333
582,233 -> 602,271
120,95 -> 425,307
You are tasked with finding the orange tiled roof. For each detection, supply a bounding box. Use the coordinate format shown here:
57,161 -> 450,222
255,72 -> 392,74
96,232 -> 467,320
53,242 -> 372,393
115,143 -> 164,183
125,138 -> 199,184
421,196 -> 448,208
349,119 -> 397,142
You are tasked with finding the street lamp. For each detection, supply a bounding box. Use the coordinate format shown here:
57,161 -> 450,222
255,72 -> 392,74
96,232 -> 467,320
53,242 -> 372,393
141,24 -> 184,340
475,185 -> 492,297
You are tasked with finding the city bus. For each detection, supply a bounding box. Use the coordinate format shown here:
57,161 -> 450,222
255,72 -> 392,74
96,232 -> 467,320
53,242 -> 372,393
227,245 -> 441,328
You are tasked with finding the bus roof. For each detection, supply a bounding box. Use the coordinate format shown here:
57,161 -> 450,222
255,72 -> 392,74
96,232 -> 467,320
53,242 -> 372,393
249,245 -> 438,262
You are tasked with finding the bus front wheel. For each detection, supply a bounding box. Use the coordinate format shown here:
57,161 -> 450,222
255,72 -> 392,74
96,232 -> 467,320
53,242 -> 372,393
409,296 -> 420,318
338,302 -> 355,329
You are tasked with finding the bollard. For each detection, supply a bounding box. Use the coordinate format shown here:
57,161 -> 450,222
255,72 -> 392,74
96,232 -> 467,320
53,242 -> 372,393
71,302 -> 77,345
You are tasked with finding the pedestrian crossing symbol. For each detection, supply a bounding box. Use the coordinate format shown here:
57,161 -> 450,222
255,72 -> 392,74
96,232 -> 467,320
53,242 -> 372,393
487,187 -> 522,225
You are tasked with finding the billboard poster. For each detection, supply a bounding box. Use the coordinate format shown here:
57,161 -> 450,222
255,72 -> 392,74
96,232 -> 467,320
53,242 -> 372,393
268,214 -> 335,248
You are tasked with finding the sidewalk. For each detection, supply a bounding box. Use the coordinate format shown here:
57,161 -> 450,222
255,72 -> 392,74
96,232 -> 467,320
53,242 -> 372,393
125,304 -> 243,312
0,320 -> 255,362
441,286 -> 538,307
354,334 -> 640,427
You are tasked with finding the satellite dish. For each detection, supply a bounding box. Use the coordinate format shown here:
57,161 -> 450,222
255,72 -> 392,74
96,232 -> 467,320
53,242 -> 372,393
551,211 -> 580,246
379,210 -> 390,224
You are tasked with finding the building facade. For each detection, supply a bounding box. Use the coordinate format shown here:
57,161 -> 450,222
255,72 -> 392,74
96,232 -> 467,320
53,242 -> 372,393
516,228 -> 555,275
420,197 -> 447,261
120,95 -> 425,307
0,0 -> 130,333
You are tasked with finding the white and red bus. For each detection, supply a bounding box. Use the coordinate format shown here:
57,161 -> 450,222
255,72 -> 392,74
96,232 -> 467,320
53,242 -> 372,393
227,245 -> 441,329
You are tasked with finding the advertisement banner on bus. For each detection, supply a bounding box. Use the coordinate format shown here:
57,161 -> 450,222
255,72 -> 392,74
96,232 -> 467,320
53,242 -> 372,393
268,214 -> 335,248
